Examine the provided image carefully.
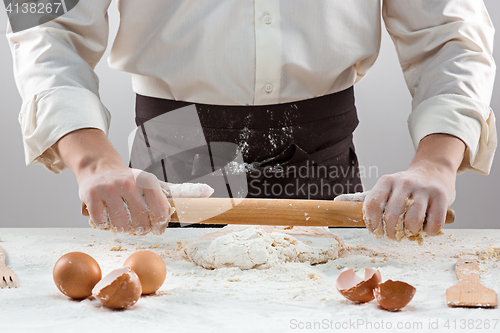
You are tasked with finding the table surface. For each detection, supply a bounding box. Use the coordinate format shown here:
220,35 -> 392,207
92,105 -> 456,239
0,227 -> 499,333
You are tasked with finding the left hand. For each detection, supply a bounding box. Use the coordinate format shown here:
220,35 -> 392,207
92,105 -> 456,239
362,160 -> 456,239
336,133 -> 466,240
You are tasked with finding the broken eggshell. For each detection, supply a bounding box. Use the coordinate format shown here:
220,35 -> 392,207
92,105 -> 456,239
336,268 -> 382,303
374,279 -> 416,311
92,266 -> 142,309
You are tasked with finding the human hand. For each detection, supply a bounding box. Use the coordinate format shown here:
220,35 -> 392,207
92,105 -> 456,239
335,134 -> 465,241
363,161 -> 456,240
78,165 -> 169,235
336,163 -> 455,241
52,128 -> 214,235
79,166 -> 214,235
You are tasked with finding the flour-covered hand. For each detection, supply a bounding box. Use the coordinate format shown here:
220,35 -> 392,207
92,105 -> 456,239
363,162 -> 456,240
359,134 -> 465,241
79,167 -> 172,235
53,128 -> 214,236
80,167 -> 214,236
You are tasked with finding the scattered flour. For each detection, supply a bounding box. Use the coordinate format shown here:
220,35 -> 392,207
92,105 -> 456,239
2,228 -> 500,332
182,225 -> 347,270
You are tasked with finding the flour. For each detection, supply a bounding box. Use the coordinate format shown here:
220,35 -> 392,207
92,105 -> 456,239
183,225 -> 346,270
3,228 -> 500,332
160,182 -> 214,198
237,126 -> 251,158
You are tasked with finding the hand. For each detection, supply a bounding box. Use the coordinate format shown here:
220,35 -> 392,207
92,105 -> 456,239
336,134 -> 465,240
362,162 -> 456,240
52,128 -> 213,235
78,166 -> 172,235
79,166 -> 214,235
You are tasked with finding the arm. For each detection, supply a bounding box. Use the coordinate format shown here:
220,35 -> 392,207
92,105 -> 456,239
7,2 -> 172,234
7,0 -> 113,172
382,0 -> 496,174
53,128 -> 173,235
364,0 -> 496,239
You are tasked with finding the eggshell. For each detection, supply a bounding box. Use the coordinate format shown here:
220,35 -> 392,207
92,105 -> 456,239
374,279 -> 416,311
53,252 -> 102,299
124,250 -> 167,295
336,268 -> 382,303
92,266 -> 142,309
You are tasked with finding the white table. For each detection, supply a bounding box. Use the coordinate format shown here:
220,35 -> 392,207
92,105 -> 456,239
0,228 -> 499,333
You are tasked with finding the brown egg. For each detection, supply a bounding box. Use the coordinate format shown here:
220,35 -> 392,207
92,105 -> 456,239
53,252 -> 102,299
92,266 -> 142,309
124,250 -> 167,295
374,279 -> 416,311
336,268 -> 382,303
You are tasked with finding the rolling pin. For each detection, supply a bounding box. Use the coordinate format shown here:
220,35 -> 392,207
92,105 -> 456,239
82,198 -> 455,227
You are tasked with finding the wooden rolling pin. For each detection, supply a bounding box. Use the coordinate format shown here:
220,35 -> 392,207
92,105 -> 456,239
82,198 -> 455,227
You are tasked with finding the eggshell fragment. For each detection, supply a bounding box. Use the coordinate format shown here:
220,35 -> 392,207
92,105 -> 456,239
124,250 -> 167,295
336,268 -> 382,303
92,266 -> 142,309
374,279 -> 416,311
53,252 -> 102,299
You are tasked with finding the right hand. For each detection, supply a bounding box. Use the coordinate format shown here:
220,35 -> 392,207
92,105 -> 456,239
52,128 -> 213,236
78,165 -> 214,235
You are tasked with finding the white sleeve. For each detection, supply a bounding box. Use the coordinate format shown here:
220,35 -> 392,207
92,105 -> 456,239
7,0 -> 113,173
383,0 -> 496,174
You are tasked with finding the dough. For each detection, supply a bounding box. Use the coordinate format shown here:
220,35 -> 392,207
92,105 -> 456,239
160,182 -> 214,198
372,198 -> 426,244
183,225 -> 347,270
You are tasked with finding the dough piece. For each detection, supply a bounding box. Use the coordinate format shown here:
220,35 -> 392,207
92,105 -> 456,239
183,225 -> 347,270
372,221 -> 385,239
394,198 -> 414,241
369,198 -> 427,245
160,182 -> 214,198
334,191 -> 369,202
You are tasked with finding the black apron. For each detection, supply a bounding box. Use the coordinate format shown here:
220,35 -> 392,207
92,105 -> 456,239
131,86 -> 363,227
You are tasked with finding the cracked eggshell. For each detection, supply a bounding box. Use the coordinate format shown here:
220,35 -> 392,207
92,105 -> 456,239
53,252 -> 102,299
336,268 -> 382,303
374,279 -> 416,311
92,266 -> 142,309
124,250 -> 167,295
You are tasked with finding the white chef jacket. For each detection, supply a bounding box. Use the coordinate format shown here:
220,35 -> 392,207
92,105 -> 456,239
6,0 -> 497,174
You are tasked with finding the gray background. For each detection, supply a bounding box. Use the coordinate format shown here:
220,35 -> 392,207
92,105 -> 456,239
0,1 -> 498,229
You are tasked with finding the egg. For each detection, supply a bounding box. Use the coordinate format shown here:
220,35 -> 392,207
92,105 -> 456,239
53,252 -> 102,299
374,279 -> 416,311
336,268 -> 382,303
124,250 -> 167,295
92,266 -> 142,309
